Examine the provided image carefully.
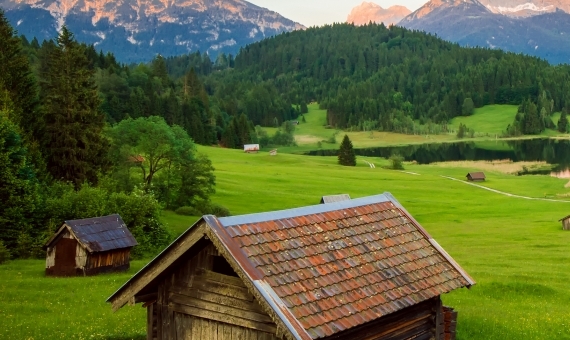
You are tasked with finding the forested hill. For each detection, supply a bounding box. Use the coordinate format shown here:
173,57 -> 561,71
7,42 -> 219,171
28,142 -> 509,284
222,23 -> 570,133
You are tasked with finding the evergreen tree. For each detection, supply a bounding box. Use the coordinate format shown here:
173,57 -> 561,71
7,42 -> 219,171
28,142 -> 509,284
39,26 -> 108,187
0,9 -> 42,170
338,134 -> 356,166
0,109 -> 40,250
558,109 -> 569,133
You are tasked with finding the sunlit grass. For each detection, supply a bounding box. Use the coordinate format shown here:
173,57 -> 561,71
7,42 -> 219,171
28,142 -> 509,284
4,146 -> 570,339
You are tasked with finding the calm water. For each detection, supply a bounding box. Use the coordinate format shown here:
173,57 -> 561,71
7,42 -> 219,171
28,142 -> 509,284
306,138 -> 570,172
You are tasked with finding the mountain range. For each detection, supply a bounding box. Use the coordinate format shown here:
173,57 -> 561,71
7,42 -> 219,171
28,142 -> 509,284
398,0 -> 570,64
0,0 -> 303,62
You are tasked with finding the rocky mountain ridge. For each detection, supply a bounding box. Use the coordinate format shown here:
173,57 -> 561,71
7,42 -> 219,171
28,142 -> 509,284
347,1 -> 411,26
399,0 -> 570,64
1,0 -> 304,62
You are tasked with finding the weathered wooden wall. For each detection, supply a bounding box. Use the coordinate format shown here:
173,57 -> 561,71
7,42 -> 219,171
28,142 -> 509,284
326,297 -> 440,340
46,231 -> 78,276
46,229 -> 131,276
83,249 -> 131,275
150,242 -> 280,340
563,219 -> 570,230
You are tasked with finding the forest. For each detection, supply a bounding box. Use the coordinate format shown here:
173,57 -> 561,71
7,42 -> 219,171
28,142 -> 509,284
3,9 -> 570,260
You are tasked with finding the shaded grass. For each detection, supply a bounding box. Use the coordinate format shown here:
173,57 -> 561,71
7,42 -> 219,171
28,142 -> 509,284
4,146 -> 570,339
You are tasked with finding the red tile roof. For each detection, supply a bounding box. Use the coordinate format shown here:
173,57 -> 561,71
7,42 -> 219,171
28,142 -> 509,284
211,193 -> 474,339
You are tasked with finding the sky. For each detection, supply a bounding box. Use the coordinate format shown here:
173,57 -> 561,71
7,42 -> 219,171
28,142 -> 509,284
247,0 -> 427,27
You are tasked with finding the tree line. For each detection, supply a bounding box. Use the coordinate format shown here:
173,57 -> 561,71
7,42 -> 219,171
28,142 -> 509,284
0,11 -> 220,260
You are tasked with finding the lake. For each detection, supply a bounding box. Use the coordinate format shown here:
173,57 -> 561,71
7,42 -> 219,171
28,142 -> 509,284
306,138 -> 570,173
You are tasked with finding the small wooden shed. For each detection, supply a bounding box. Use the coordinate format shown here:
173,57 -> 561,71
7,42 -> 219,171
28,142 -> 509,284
269,149 -> 277,156
559,215 -> 570,230
45,214 -> 137,277
108,193 -> 474,340
466,172 -> 486,181
319,194 -> 351,204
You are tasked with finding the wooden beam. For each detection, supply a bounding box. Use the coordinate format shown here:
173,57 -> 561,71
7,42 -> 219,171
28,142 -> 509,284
110,224 -> 206,311
170,293 -> 274,324
170,302 -> 277,333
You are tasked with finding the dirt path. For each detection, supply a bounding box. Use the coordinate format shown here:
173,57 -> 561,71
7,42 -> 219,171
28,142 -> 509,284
440,176 -> 570,203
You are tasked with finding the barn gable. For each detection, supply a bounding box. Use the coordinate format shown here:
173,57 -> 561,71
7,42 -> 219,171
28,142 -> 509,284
108,193 -> 474,340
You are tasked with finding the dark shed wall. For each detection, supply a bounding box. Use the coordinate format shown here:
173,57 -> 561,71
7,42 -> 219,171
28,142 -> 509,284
324,298 -> 441,340
84,248 -> 131,275
150,242 -> 280,340
46,237 -> 79,277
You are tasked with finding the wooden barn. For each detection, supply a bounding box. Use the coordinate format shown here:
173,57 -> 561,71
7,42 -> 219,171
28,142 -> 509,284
559,215 -> 570,230
108,193 -> 474,340
466,172 -> 486,181
45,214 -> 137,277
319,194 -> 351,204
244,144 -> 260,153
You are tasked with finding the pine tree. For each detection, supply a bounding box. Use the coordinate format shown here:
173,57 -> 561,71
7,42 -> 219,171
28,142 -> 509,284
39,26 -> 108,187
338,134 -> 356,166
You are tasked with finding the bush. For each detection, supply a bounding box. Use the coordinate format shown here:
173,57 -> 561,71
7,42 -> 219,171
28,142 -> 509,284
175,206 -> 202,216
389,153 -> 405,170
194,201 -> 231,217
0,241 -> 10,264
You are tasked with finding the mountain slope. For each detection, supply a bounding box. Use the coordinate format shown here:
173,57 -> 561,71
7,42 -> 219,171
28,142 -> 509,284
399,0 -> 570,64
1,0 -> 304,62
347,2 -> 411,26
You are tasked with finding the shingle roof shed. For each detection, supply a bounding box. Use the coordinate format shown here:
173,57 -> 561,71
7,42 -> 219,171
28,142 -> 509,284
108,193 -> 474,339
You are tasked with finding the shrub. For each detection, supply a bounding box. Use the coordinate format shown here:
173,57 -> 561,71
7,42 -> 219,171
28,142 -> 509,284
175,206 -> 202,216
389,153 -> 405,170
194,201 -> 231,217
0,241 -> 10,264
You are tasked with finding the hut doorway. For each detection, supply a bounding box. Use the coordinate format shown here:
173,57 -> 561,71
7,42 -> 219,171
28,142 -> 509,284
54,238 -> 77,276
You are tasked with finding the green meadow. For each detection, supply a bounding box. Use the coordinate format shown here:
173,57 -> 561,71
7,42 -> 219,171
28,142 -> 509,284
3,146 -> 570,339
276,104 -> 569,154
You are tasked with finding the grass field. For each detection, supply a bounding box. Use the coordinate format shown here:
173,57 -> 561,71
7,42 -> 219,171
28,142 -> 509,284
277,104 -> 568,154
4,147 -> 570,339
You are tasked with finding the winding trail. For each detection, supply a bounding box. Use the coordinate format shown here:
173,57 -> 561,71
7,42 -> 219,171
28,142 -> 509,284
440,176 -> 570,203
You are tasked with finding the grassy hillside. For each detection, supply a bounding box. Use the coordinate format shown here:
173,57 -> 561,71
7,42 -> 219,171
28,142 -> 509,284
450,105 -> 518,136
273,104 -> 569,153
2,147 -> 570,339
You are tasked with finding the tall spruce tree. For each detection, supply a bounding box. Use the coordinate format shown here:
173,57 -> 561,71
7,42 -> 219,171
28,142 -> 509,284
40,26 -> 108,187
338,134 -> 356,166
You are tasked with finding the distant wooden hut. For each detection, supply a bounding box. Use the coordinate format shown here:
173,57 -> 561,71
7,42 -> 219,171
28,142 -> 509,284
244,144 -> 260,153
108,193 -> 474,340
269,149 -> 277,156
320,194 -> 351,204
45,214 -> 137,277
559,215 -> 570,230
466,172 -> 486,181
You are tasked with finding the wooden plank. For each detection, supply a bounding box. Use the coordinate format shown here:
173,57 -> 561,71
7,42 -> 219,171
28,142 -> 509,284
170,293 -> 274,324
170,303 -> 277,334
110,224 -> 206,311
190,315 -> 201,340
169,286 -> 265,313
147,303 -> 154,340
192,278 -> 254,301
199,269 -> 246,288
232,325 -> 246,340
174,312 -> 192,340
221,321 -> 232,340
435,297 -> 444,340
